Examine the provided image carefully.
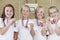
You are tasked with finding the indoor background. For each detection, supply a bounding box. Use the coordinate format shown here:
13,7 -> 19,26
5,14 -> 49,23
0,0 -> 60,19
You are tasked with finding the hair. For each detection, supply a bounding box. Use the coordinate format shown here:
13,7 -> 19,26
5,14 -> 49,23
48,6 -> 59,16
35,6 -> 45,19
1,4 -> 15,25
21,5 -> 30,28
20,5 -> 30,19
21,5 -> 30,13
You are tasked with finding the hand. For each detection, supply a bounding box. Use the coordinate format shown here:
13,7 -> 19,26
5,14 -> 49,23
46,17 -> 51,24
8,18 -> 16,26
50,17 -> 57,24
41,28 -> 47,36
28,23 -> 34,30
39,19 -> 46,27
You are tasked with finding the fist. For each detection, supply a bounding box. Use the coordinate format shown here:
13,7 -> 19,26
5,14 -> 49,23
8,18 -> 16,25
39,20 -> 46,27
27,23 -> 34,29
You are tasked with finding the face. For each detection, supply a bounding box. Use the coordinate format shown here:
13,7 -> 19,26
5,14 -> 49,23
49,8 -> 58,19
22,7 -> 30,18
37,8 -> 44,19
5,7 -> 13,18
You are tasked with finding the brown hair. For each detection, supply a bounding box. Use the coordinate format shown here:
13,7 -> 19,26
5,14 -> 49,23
1,4 -> 15,24
35,6 -> 45,19
48,6 -> 59,16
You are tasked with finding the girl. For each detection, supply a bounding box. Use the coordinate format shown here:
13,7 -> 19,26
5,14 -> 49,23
47,6 -> 60,40
33,6 -> 47,40
0,4 -> 16,40
14,5 -> 35,40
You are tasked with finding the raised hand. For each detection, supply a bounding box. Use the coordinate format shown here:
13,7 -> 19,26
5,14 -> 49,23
8,18 -> 16,26
27,23 -> 34,30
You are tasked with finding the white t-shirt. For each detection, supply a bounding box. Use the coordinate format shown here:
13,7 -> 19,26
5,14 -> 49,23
0,18 -> 16,40
47,20 -> 60,40
15,19 -> 34,40
33,19 -> 46,40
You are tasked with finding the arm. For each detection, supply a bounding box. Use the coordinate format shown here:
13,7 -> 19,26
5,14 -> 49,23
0,24 -> 10,35
29,23 -> 35,37
30,28 -> 35,37
55,24 -> 60,35
41,27 -> 47,36
47,26 -> 53,35
47,19 -> 53,35
14,32 -> 18,40
41,22 -> 47,36
0,18 -> 16,35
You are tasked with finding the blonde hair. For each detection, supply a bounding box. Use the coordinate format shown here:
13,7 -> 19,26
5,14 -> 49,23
21,5 -> 30,13
35,6 -> 45,19
48,6 -> 59,16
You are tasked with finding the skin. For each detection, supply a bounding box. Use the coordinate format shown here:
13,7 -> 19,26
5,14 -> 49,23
37,8 -> 44,20
22,6 -> 30,19
0,7 -> 16,35
36,8 -> 47,36
14,6 -> 35,40
5,7 -> 13,19
47,8 -> 60,35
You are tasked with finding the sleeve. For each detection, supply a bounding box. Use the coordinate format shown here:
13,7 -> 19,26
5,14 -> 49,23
58,20 -> 60,27
14,20 -> 19,32
0,18 -> 4,28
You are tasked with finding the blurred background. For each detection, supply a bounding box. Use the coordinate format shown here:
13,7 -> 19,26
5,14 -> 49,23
0,0 -> 60,19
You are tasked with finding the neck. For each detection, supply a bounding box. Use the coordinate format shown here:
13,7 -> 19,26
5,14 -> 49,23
37,18 -> 42,20
5,17 -> 11,20
22,17 -> 28,20
52,16 -> 58,20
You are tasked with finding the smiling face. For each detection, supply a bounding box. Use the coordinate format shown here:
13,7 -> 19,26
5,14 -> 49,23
49,7 -> 59,19
5,7 -> 13,19
21,6 -> 30,19
36,8 -> 44,19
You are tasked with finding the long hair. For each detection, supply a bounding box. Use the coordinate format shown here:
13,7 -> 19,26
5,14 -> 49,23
48,6 -> 59,16
1,4 -> 15,22
21,5 -> 30,19
35,6 -> 45,19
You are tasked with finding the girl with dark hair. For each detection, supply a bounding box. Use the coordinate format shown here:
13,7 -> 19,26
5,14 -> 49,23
0,4 -> 16,40
33,6 -> 47,40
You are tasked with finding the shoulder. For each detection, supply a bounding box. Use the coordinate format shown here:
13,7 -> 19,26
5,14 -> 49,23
0,18 -> 4,28
28,19 -> 34,23
57,19 -> 60,24
0,17 -> 3,20
15,19 -> 21,25
58,19 -> 60,23
30,19 -> 36,22
0,17 -> 3,22
16,19 -> 21,23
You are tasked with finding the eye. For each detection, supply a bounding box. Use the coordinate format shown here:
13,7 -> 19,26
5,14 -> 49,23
26,10 -> 29,12
37,11 -> 39,13
53,11 -> 57,13
6,10 -> 9,12
10,10 -> 13,12
50,13 -> 52,14
40,11 -> 43,13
